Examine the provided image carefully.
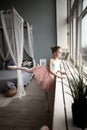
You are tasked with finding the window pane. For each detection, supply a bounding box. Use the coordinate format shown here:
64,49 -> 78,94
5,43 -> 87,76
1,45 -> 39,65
70,11 -> 77,66
83,0 -> 87,10
73,16 -> 76,62
82,14 -> 87,72
71,0 -> 74,7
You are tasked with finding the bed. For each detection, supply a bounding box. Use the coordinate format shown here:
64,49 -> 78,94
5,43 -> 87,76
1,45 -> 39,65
0,8 -> 35,97
0,69 -> 33,92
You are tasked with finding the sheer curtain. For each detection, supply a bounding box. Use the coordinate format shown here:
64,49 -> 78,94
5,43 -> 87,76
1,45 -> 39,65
24,22 -> 36,66
0,8 -> 26,98
0,39 -> 9,64
0,27 -> 10,68
0,47 -> 9,68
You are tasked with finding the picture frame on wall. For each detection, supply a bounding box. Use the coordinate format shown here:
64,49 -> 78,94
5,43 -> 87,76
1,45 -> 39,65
40,59 -> 46,66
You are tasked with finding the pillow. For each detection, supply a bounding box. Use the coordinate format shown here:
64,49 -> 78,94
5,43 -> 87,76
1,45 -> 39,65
22,60 -> 33,67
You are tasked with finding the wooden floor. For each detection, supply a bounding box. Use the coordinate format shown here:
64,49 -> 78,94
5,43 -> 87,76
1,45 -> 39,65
0,78 -> 54,130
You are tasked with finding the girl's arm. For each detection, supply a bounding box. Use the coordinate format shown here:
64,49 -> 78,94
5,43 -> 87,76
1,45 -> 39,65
48,59 -> 65,79
57,60 -> 66,74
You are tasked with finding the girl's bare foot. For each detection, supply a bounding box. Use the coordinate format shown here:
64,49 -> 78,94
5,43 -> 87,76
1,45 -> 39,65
62,72 -> 67,75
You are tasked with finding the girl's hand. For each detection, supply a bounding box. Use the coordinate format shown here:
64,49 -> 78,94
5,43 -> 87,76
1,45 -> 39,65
61,75 -> 66,79
62,72 -> 67,75
56,70 -> 67,75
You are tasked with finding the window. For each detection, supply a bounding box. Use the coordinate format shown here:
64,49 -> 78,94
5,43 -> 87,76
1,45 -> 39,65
69,0 -> 87,75
70,0 -> 83,70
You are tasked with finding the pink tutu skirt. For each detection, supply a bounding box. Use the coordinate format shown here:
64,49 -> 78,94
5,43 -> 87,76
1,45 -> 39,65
32,66 -> 55,92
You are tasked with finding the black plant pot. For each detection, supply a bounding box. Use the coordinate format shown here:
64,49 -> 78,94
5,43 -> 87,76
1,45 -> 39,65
72,102 -> 87,129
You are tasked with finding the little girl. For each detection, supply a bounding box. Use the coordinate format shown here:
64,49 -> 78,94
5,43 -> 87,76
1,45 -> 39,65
8,45 -> 66,112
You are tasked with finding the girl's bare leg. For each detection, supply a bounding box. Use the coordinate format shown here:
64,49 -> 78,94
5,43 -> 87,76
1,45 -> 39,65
44,91 -> 49,112
7,65 -> 33,73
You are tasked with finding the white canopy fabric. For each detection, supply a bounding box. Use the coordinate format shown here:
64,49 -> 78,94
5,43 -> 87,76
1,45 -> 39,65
0,8 -> 35,98
0,8 -> 25,98
0,26 -> 10,67
24,22 -> 35,66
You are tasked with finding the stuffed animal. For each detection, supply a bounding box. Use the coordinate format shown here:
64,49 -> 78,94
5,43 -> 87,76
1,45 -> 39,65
5,81 -> 17,97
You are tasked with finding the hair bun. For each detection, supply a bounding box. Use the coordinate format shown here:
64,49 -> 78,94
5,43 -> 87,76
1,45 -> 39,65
51,45 -> 61,54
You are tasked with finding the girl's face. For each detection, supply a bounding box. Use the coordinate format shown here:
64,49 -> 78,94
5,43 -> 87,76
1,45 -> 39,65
54,48 -> 62,58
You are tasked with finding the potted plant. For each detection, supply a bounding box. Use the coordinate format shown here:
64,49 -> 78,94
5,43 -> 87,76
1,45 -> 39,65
68,74 -> 87,129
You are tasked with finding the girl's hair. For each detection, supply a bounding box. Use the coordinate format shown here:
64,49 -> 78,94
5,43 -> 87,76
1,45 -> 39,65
51,45 -> 61,54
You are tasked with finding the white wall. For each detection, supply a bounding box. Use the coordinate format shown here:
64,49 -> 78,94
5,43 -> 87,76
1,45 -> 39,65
56,0 -> 67,49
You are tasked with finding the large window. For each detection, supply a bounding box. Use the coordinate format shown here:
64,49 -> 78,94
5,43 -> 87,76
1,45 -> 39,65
70,0 -> 87,75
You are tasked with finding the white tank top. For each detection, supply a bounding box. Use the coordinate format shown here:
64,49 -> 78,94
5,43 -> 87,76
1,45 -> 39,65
52,59 -> 61,72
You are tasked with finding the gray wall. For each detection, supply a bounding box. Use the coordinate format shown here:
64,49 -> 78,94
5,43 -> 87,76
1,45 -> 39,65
0,0 -> 56,65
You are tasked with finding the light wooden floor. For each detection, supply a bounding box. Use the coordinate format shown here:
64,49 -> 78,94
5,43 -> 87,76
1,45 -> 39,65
0,78 -> 54,130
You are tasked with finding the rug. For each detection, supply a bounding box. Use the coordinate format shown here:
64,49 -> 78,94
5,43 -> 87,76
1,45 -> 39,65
0,78 -> 35,107
0,93 -> 13,107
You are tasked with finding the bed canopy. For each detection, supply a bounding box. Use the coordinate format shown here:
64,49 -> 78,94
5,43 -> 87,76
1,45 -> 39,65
0,7 -> 35,98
